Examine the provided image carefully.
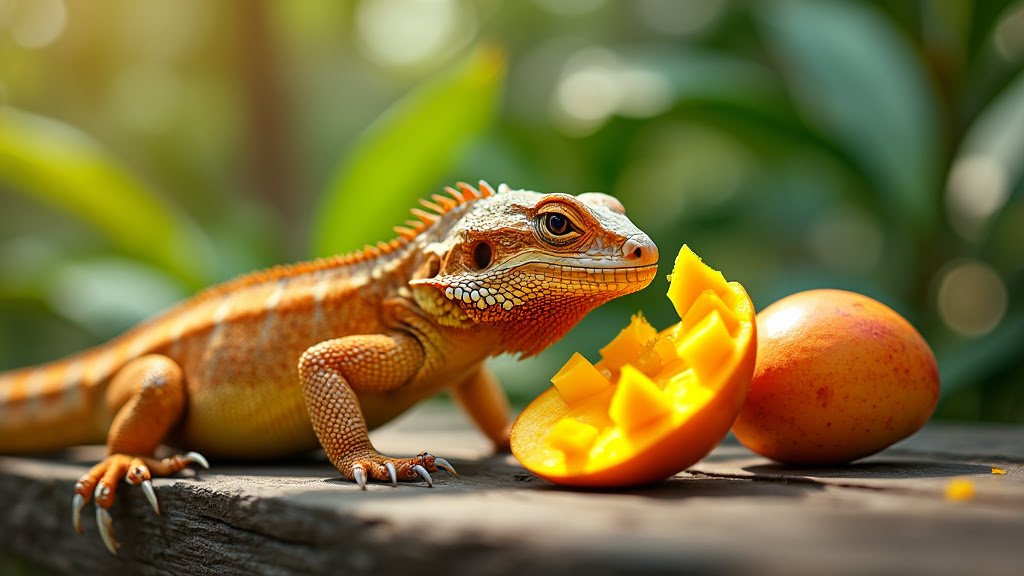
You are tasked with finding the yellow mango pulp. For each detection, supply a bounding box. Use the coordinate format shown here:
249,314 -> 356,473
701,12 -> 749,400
595,314 -> 658,376
511,245 -> 757,487
551,352 -> 613,406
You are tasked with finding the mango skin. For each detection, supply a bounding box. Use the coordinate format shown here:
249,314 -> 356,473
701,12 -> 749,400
732,289 -> 939,465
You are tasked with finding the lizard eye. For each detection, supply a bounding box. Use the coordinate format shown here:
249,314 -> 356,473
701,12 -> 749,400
537,211 -> 581,245
545,214 -> 571,235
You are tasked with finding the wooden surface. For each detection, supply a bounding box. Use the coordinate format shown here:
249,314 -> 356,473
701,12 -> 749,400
1,402 -> 1021,576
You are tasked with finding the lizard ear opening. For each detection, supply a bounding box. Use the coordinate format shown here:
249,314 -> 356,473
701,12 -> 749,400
472,241 -> 492,270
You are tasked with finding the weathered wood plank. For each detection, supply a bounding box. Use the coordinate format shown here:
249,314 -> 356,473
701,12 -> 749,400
1,404 -> 1021,576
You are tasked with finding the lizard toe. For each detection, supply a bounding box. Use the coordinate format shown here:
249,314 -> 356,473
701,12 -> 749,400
385,462 -> 397,487
341,451 -> 457,487
353,464 -> 368,490
72,451 -> 210,554
412,464 -> 433,487
125,458 -> 160,515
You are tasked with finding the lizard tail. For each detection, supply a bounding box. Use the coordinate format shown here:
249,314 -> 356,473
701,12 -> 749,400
0,347 -> 117,454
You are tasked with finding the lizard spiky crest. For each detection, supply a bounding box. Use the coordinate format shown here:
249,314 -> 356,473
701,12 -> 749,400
392,180 -> 495,241
191,181 -> 499,304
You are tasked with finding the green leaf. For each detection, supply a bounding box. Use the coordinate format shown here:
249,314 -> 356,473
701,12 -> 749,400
311,45 -> 505,257
759,0 -> 942,231
0,107 -> 212,288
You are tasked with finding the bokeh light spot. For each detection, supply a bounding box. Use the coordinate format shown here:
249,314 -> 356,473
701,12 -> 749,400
995,3 -> 1024,62
9,0 -> 66,49
615,67 -> 672,118
355,0 -> 462,66
553,48 -> 674,136
946,154 -> 1010,241
554,51 -> 621,136
936,260 -> 1008,338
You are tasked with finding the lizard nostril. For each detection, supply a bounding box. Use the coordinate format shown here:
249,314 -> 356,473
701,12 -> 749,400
621,235 -> 658,264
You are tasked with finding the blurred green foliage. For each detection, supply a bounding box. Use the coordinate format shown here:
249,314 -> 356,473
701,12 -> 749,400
0,0 -> 1021,421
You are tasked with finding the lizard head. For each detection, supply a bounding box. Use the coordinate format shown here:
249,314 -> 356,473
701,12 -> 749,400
410,182 -> 658,357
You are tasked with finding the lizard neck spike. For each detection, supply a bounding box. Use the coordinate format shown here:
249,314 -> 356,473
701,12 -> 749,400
195,180 -> 501,304
394,180 -> 500,247
414,180 -> 496,222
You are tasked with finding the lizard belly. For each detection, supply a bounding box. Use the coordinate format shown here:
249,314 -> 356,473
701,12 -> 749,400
173,375 -> 318,459
166,313 -> 324,458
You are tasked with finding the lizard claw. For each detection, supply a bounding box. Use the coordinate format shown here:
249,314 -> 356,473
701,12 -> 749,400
126,459 -> 159,515
353,465 -> 367,490
72,493 -> 86,535
140,480 -> 160,515
412,464 -> 433,487
96,506 -> 119,556
73,451 -> 211,553
434,457 -> 458,477
183,451 -> 210,469
385,462 -> 397,487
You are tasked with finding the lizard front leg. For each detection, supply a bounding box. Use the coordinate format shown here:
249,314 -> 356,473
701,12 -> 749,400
298,332 -> 457,489
451,366 -> 512,452
72,354 -> 208,555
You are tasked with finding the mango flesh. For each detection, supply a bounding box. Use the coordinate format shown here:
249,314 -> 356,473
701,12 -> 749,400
731,289 -> 939,464
510,245 -> 757,487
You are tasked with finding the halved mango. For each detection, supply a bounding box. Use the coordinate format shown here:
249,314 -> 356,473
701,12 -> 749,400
510,245 -> 757,487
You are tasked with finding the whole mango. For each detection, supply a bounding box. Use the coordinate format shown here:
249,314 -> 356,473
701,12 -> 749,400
732,289 -> 939,465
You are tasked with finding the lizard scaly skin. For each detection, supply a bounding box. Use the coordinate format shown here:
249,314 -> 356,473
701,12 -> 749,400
0,181 -> 658,554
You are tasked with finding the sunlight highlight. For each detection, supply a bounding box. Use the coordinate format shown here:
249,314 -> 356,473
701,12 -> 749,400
936,260 -> 1007,338
8,0 -> 65,49
553,48 -> 673,136
355,0 -> 464,66
945,154 -> 1011,241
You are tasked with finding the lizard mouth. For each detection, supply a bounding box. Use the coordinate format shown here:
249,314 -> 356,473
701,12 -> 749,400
524,262 -> 659,294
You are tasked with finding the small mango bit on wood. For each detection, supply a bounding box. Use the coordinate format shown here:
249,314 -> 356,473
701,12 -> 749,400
945,478 -> 976,502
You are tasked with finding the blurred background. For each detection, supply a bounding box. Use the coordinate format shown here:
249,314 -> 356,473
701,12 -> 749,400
0,0 -> 1021,422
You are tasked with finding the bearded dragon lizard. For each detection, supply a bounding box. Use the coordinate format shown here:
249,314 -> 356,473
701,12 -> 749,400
0,181 -> 658,554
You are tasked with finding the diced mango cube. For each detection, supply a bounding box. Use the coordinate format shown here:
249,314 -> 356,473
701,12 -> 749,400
663,368 -> 697,398
681,289 -> 739,337
551,352 -> 612,406
675,310 -> 733,381
653,336 -> 677,366
598,314 -> 657,373
608,365 -> 673,431
667,245 -> 729,319
663,369 -> 713,413
546,418 -> 600,456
